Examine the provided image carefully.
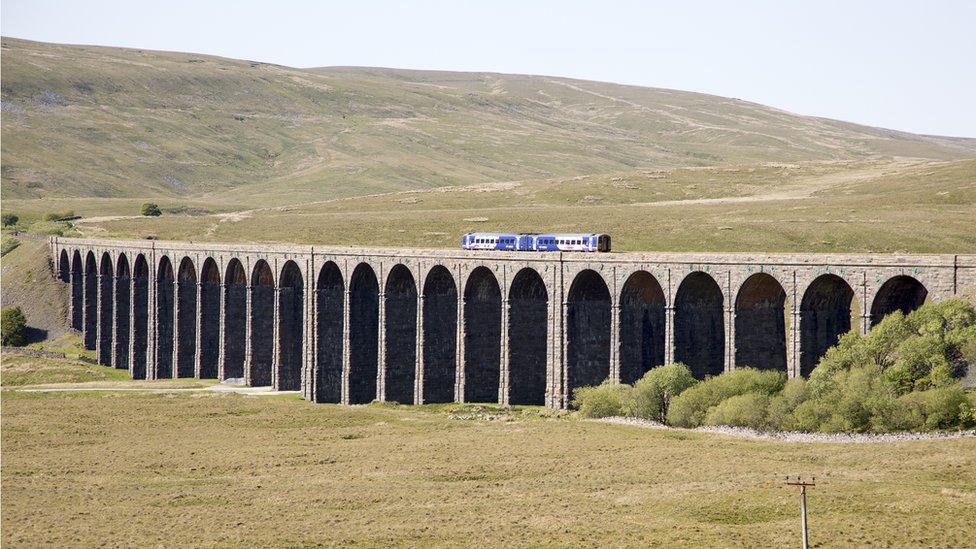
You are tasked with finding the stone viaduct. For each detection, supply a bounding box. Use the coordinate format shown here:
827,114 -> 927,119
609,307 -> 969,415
50,237 -> 976,408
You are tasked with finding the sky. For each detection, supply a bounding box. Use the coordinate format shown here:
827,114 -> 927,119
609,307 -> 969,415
3,0 -> 974,137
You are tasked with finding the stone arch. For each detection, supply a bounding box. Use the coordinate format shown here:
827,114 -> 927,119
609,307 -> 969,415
734,273 -> 787,371
463,266 -> 501,403
315,261 -> 344,403
198,258 -> 221,379
277,260 -> 304,391
871,275 -> 928,326
131,255 -> 149,379
508,268 -> 548,406
84,251 -> 97,350
349,263 -> 379,404
422,265 -> 457,404
567,269 -> 611,399
675,271 -> 724,379
58,249 -> 70,282
70,250 -> 83,330
97,252 -> 114,365
114,254 -> 131,371
155,256 -> 175,378
618,271 -> 665,384
384,264 -> 417,404
223,258 -> 247,380
176,257 -> 198,378
249,260 -> 274,386
799,274 -> 854,377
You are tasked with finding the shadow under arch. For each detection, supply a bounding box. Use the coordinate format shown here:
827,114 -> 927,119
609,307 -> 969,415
674,271 -> 724,379
277,260 -> 304,391
508,268 -> 547,406
618,270 -> 665,384
567,269 -> 611,399
463,267 -> 501,403
871,275 -> 927,326
316,261 -> 344,403
422,265 -> 457,404
799,274 -> 854,377
734,273 -> 786,371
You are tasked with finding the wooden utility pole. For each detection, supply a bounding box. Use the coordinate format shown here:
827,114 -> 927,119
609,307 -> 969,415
786,476 -> 815,549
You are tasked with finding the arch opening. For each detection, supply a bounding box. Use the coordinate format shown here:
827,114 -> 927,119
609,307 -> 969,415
349,263 -> 379,404
84,251 -> 97,350
198,258 -> 221,379
155,256 -> 175,378
223,259 -> 247,380
97,253 -> 114,365
176,258 -> 197,378
422,266 -> 457,404
114,255 -> 131,371
249,260 -> 274,386
619,271 -> 665,384
871,275 -> 927,326
131,255 -> 149,380
734,273 -> 787,371
315,262 -> 344,403
58,250 -> 70,282
463,267 -> 501,403
799,274 -> 854,377
71,250 -> 83,330
567,269 -> 611,399
277,261 -> 304,391
675,272 -> 724,379
384,264 -> 417,404
508,268 -> 548,406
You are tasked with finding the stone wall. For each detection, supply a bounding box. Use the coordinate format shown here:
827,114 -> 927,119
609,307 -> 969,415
50,237 -> 976,409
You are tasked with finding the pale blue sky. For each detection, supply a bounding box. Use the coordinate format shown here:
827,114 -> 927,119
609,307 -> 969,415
3,0 -> 974,137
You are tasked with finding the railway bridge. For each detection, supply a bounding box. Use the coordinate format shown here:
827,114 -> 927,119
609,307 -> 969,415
50,237 -> 976,408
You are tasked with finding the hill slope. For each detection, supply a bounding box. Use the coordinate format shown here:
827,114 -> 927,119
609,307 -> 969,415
3,37 -> 975,206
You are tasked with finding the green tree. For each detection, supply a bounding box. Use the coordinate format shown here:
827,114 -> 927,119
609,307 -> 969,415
1,306 -> 28,347
140,203 -> 162,216
1,213 -> 18,226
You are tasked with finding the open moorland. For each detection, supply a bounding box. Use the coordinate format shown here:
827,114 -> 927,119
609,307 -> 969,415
2,357 -> 976,547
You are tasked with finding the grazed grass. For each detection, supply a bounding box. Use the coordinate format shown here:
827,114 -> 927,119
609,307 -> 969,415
69,159 -> 976,253
2,360 -> 974,547
0,355 -> 130,386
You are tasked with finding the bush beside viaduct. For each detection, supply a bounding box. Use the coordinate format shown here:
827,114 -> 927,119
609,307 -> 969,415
50,237 -> 976,408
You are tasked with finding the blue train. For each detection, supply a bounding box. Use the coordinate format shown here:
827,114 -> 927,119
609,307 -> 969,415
460,232 -> 611,252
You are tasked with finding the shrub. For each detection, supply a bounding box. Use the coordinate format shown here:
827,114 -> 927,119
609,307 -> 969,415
703,393 -> 771,430
140,203 -> 162,216
571,382 -> 632,418
43,210 -> 74,222
627,363 -> 697,421
1,306 -> 28,346
666,368 -> 786,428
765,378 -> 810,431
1,213 -> 18,226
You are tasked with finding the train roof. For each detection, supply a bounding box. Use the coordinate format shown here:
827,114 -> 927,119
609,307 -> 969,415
462,232 -> 607,237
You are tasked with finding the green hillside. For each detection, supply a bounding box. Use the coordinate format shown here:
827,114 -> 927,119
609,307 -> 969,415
3,37 -> 975,207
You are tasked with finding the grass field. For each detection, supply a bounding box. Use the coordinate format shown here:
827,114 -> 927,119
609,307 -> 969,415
27,157 -> 975,254
2,357 -> 975,547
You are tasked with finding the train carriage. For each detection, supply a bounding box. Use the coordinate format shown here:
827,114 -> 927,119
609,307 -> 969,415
461,232 -> 610,252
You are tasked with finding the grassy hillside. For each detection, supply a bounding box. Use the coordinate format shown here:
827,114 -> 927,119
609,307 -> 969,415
2,376 -> 975,546
3,37 -> 975,208
65,158 -> 976,253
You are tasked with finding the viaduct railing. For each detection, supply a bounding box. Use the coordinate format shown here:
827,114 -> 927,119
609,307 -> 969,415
50,237 -> 976,408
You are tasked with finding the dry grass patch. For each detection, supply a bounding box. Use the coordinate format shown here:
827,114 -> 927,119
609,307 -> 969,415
2,371 -> 975,547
